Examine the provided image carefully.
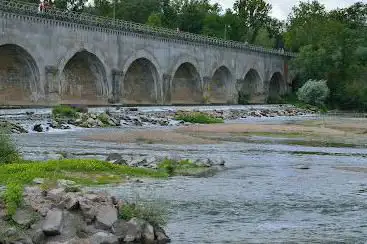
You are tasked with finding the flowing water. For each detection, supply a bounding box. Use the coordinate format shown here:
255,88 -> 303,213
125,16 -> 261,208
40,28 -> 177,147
4,106 -> 367,243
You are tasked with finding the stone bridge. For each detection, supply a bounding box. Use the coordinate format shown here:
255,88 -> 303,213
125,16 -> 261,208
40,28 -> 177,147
0,1 -> 295,106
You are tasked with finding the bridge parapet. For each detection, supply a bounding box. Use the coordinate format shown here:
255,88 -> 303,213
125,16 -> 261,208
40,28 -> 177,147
0,0 -> 296,57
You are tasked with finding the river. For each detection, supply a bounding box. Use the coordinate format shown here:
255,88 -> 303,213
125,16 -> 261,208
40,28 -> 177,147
5,105 -> 367,243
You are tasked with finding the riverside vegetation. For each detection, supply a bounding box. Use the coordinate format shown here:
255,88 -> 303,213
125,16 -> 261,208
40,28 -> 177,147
0,128 -> 225,243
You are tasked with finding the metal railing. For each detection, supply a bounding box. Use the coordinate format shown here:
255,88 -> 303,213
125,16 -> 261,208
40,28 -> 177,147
0,0 -> 296,57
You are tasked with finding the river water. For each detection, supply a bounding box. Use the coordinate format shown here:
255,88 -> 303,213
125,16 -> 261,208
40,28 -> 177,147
5,106 -> 367,243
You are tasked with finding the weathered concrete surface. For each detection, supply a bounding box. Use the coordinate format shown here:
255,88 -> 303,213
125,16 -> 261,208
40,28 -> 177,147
0,8 -> 292,106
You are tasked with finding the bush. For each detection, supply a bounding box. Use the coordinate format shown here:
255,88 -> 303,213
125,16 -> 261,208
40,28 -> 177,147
174,111 -> 224,124
0,130 -> 19,164
2,182 -> 23,216
237,91 -> 249,105
120,199 -> 168,227
157,158 -> 199,176
52,105 -> 86,118
297,79 -> 330,106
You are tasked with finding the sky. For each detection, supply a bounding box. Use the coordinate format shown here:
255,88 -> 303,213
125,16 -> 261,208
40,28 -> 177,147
211,0 -> 364,20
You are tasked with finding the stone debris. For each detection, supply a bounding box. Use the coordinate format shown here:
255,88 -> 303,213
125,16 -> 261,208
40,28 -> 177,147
2,105 -> 315,134
0,183 -> 171,244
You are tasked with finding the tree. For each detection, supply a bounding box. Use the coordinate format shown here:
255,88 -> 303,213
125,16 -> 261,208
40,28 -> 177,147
233,0 -> 272,43
54,0 -> 88,12
147,13 -> 163,27
284,1 -> 327,51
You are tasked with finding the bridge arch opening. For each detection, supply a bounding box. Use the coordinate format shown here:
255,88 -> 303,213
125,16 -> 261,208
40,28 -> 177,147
0,44 -> 40,105
171,62 -> 202,104
209,66 -> 232,104
268,72 -> 284,101
60,50 -> 107,104
237,68 -> 261,104
122,58 -> 158,104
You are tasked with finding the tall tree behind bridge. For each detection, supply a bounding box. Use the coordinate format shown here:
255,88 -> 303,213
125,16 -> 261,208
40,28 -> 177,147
233,0 -> 272,44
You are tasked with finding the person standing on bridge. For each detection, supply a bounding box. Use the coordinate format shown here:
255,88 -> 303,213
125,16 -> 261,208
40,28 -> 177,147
39,0 -> 44,12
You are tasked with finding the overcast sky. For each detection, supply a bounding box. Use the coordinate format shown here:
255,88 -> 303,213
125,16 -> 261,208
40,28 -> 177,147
211,0 -> 365,20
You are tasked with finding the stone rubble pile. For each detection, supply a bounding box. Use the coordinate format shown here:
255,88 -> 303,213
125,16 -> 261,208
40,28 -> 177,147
1,105 -> 316,133
0,180 -> 170,244
0,120 -> 28,134
105,153 -> 226,169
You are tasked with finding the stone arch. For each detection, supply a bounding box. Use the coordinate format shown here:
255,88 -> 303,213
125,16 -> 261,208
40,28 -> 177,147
268,72 -> 285,101
208,65 -> 233,104
237,68 -> 262,104
171,62 -> 202,104
59,50 -> 108,104
0,44 -> 41,105
121,58 -> 160,104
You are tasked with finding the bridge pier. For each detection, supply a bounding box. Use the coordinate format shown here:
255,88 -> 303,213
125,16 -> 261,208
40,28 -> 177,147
162,73 -> 171,105
111,69 -> 123,103
45,65 -> 59,104
202,76 -> 211,104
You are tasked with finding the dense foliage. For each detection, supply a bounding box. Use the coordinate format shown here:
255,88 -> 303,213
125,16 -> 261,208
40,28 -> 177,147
26,0 -> 367,110
297,79 -> 329,106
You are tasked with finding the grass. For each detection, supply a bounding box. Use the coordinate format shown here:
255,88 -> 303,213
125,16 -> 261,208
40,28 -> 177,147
0,129 -> 20,164
0,159 -> 168,186
174,111 -> 224,124
157,158 -> 213,177
52,104 -> 86,118
2,182 -> 23,216
119,197 -> 168,227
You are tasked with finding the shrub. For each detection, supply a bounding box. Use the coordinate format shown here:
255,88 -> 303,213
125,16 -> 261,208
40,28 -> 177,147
52,105 -> 86,118
174,111 -> 224,124
120,199 -> 168,227
237,91 -> 249,105
2,182 -> 23,216
297,79 -> 330,106
0,130 -> 19,164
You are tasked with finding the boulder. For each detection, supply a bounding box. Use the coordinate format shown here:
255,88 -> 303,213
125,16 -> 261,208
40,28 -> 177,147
95,206 -> 118,230
106,153 -> 128,165
123,221 -> 142,243
60,193 -> 80,210
57,179 -> 76,188
32,229 -> 46,244
155,226 -> 171,243
4,227 -> 17,237
33,124 -> 43,132
87,118 -> 97,127
96,119 -> 104,127
12,209 -> 35,227
42,209 -> 64,236
89,232 -> 119,244
142,222 -> 155,243
47,188 -> 65,202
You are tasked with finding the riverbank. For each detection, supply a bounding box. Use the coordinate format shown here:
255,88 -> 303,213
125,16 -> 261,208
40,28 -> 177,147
0,104 -> 315,134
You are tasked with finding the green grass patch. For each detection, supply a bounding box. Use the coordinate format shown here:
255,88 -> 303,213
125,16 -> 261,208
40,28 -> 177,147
157,158 -> 210,176
2,182 -> 23,216
52,104 -> 85,118
119,197 -> 168,227
0,129 -> 20,164
0,159 -> 168,186
174,111 -> 224,124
